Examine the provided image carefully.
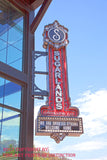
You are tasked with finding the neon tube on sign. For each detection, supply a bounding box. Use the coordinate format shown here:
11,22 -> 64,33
54,50 -> 62,110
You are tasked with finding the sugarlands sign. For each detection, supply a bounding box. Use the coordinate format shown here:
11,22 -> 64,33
35,21 -> 83,143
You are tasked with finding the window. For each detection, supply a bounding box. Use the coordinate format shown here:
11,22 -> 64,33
0,0 -> 24,71
0,78 -> 22,109
0,77 -> 21,157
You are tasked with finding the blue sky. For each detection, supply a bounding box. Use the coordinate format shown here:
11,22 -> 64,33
34,0 -> 107,160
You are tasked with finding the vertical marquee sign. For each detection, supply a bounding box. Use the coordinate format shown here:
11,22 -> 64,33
35,21 -> 83,143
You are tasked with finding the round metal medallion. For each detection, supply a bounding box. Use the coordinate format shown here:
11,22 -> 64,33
48,28 -> 65,43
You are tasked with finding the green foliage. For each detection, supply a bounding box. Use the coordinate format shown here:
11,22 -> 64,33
4,144 -> 17,155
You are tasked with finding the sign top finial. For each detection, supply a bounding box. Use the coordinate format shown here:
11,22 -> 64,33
43,20 -> 69,49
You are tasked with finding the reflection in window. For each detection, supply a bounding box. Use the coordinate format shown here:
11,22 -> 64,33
0,0 -> 24,71
0,107 -> 20,120
0,77 -> 22,109
0,77 -> 21,157
0,115 -> 20,158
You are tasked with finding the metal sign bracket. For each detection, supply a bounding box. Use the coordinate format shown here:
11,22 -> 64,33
32,51 -> 49,99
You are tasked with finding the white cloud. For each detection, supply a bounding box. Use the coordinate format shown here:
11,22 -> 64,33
33,89 -> 107,160
34,140 -> 49,148
34,105 -> 41,119
74,89 -> 107,136
34,100 -> 47,119
34,104 -> 41,131
34,139 -> 56,152
101,157 -> 107,160
72,140 -> 107,151
34,89 -> 107,137
59,140 -> 107,152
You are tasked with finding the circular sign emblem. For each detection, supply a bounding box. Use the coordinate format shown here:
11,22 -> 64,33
48,28 -> 66,43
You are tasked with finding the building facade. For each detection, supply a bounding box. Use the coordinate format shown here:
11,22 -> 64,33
0,0 -> 52,159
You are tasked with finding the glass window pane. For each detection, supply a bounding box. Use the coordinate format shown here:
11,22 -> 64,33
0,111 -> 20,159
0,107 -> 20,120
0,0 -> 24,71
0,77 -> 22,109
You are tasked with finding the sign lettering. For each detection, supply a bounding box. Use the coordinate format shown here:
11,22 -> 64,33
54,51 -> 62,110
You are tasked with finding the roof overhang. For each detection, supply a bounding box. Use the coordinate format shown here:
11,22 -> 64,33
30,0 -> 52,33
30,0 -> 44,10
7,0 -> 50,12
5,0 -> 52,33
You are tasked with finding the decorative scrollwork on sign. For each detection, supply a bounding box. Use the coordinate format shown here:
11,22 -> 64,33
43,20 -> 69,49
50,133 -> 68,143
